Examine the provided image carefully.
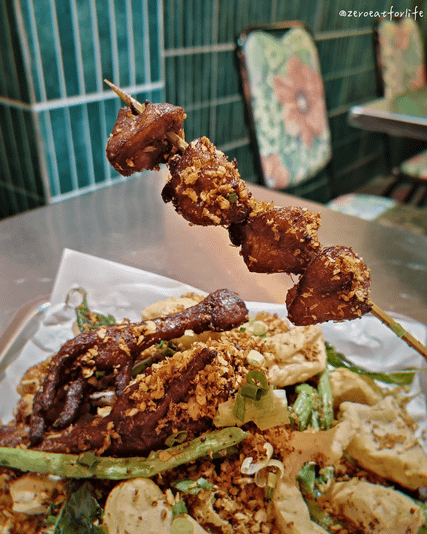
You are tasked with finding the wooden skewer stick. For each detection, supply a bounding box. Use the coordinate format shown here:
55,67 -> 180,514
104,79 -> 188,152
104,80 -> 427,363
370,303 -> 427,361
104,79 -> 146,114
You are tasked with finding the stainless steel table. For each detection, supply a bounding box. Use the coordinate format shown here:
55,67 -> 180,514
349,88 -> 427,141
1,168 -> 427,340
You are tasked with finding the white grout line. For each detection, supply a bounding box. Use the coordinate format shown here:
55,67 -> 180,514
69,0 -> 86,95
108,0 -> 120,85
0,81 -> 165,111
142,0 -> 152,84
164,42 -> 236,57
63,107 -> 79,192
49,170 -> 138,203
89,0 -> 103,93
69,0 -> 96,187
217,136 -> 250,153
27,0 -> 47,102
158,0 -> 166,86
48,0 -> 67,98
42,110 -> 61,198
314,27 -> 372,41
126,0 -> 136,86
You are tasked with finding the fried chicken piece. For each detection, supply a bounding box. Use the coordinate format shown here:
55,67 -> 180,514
162,136 -> 252,226
106,101 -> 186,176
0,346 -> 218,455
32,346 -> 218,456
29,289 -> 248,445
286,246 -> 372,325
228,206 -> 322,274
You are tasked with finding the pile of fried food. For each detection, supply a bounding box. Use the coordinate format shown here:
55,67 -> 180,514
0,290 -> 427,534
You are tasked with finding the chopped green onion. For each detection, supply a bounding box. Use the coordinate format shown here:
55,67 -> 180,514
171,516 -> 194,534
265,471 -> 277,500
172,500 -> 188,517
227,193 -> 238,202
233,370 -> 269,421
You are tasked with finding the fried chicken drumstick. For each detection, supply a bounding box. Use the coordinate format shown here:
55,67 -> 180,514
104,82 -> 427,360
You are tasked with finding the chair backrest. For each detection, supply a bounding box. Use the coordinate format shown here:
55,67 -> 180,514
237,22 -> 332,190
374,18 -> 426,100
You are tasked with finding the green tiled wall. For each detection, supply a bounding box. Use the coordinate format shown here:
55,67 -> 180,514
164,0 -> 416,202
1,0 -> 419,219
0,0 -> 164,218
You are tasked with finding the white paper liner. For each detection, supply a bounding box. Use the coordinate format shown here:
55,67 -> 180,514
1,248 -> 427,449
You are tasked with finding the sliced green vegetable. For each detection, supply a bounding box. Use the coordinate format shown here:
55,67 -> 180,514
317,369 -> 333,430
305,495 -> 341,532
131,355 -> 156,377
172,500 -> 188,517
233,370 -> 269,421
66,288 -> 115,332
296,462 -> 316,495
171,516 -> 195,534
326,343 -> 418,385
0,427 -> 247,480
291,384 -> 316,431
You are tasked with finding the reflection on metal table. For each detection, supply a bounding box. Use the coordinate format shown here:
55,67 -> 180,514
0,168 -> 426,342
349,87 -> 427,141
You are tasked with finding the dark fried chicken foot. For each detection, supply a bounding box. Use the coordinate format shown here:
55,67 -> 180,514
35,346 -> 218,456
29,289 -> 248,446
229,206 -> 322,274
162,136 -> 252,226
286,246 -> 372,325
106,101 -> 186,175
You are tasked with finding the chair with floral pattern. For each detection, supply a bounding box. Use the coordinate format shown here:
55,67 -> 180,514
371,17 -> 427,204
237,21 -> 398,220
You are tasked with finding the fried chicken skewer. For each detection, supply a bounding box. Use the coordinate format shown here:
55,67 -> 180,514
103,81 -> 427,361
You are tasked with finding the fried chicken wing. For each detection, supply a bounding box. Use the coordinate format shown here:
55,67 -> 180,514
29,289 -> 248,445
286,246 -> 372,325
228,206 -> 322,274
106,101 -> 186,175
162,136 -> 252,226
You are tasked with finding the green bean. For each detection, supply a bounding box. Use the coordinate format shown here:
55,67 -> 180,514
317,369 -> 334,430
292,384 -> 316,431
305,496 -> 341,532
326,343 -> 417,385
296,462 -> 316,495
0,428 -> 247,480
